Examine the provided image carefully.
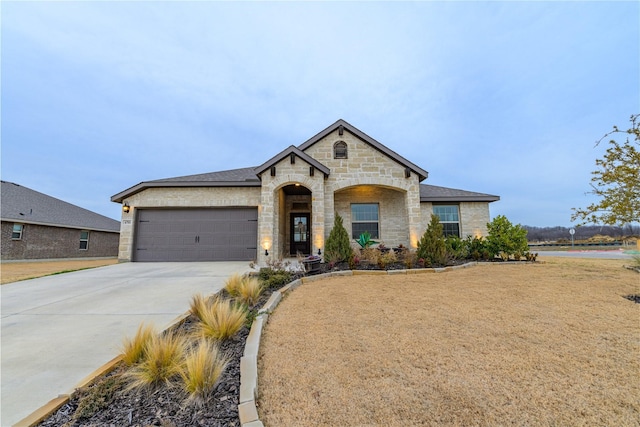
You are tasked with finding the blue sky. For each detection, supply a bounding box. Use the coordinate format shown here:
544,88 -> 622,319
2,1 -> 638,227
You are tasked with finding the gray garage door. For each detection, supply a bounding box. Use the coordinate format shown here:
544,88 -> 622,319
134,208 -> 258,262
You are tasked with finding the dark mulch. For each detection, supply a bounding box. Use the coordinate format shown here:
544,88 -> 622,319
624,294 -> 640,304
38,290 -> 275,427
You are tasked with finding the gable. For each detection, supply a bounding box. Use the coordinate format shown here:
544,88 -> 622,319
298,119 -> 428,181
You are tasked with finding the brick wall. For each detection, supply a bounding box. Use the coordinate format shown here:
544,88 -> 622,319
1,221 -> 119,260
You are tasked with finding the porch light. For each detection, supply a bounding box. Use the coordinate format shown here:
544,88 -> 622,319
123,202 -> 130,213
317,248 -> 322,256
265,249 -> 269,256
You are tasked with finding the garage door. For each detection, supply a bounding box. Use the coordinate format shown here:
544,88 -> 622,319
134,208 -> 258,262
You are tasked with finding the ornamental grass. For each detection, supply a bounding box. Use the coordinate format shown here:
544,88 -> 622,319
196,297 -> 246,341
236,276 -> 263,307
179,339 -> 229,405
125,332 -> 187,391
120,323 -> 156,366
224,273 -> 244,297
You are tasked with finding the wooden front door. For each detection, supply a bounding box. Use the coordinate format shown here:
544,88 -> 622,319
290,213 -> 310,256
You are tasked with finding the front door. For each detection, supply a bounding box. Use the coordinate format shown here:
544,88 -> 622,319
290,213 -> 310,255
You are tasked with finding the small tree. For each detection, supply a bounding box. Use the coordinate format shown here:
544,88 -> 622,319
324,213 -> 353,263
486,215 -> 528,259
572,114 -> 639,226
417,214 -> 447,266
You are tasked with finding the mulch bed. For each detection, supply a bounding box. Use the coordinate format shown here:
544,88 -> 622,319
38,290 -> 274,427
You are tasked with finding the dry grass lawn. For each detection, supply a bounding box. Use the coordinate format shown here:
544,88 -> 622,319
258,257 -> 640,426
0,258 -> 118,284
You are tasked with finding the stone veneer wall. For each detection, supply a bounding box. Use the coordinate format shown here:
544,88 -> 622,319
419,202 -> 491,239
301,128 -> 423,250
334,186 -> 408,248
118,187 -> 261,262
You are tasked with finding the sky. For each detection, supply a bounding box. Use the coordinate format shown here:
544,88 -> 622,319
2,1 -> 638,227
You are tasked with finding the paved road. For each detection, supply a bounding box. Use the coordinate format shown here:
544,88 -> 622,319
536,249 -> 637,260
1,262 -> 252,426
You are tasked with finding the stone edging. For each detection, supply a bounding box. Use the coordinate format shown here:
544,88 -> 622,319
236,262 -> 478,427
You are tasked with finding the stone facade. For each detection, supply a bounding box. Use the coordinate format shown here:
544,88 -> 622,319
1,221 -> 119,260
113,120 -> 498,263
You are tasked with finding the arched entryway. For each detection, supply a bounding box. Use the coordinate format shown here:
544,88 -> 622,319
279,184 -> 313,256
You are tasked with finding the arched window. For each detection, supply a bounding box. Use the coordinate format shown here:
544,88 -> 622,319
334,141 -> 347,159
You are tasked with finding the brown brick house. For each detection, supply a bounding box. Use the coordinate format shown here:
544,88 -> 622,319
112,120 -> 499,262
1,181 -> 120,260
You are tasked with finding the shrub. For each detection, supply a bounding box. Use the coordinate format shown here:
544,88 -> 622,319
445,235 -> 468,260
417,215 -> 447,266
73,373 -> 126,420
126,332 -> 186,390
121,323 -> 156,366
197,298 -> 246,341
224,273 -> 244,297
324,213 -> 353,263
236,277 -> 263,307
360,247 -> 380,265
467,236 -> 487,261
403,250 -> 417,269
179,339 -> 229,405
486,215 -> 529,259
378,249 -> 397,269
258,268 -> 293,290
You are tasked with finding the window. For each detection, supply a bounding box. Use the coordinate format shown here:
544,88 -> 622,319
12,223 -> 23,240
433,205 -> 460,237
334,141 -> 348,159
351,203 -> 379,239
79,231 -> 89,250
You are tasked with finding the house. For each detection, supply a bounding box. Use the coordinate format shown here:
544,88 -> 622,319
1,181 -> 120,260
111,120 -> 499,262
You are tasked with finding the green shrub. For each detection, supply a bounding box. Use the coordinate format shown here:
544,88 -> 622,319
417,215 -> 448,266
324,213 -> 353,263
445,235 -> 468,260
73,373 -> 126,420
486,215 -> 529,260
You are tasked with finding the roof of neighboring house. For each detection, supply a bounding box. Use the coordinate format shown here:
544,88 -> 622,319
1,181 -> 120,233
298,119 -> 429,181
420,184 -> 500,202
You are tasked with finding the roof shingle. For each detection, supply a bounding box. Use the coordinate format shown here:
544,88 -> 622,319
1,181 -> 120,232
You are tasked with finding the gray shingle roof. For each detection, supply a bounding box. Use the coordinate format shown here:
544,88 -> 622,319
111,167 -> 261,203
1,181 -> 120,232
420,184 -> 500,202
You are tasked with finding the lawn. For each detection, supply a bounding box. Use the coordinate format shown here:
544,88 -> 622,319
0,258 -> 118,284
257,257 -> 640,426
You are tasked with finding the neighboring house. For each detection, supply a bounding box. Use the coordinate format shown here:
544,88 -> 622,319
112,119 -> 499,263
1,181 -> 120,260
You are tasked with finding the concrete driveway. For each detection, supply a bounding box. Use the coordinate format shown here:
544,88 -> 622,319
1,261 -> 252,426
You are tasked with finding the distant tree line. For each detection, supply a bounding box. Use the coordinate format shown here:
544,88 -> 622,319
524,224 -> 640,242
